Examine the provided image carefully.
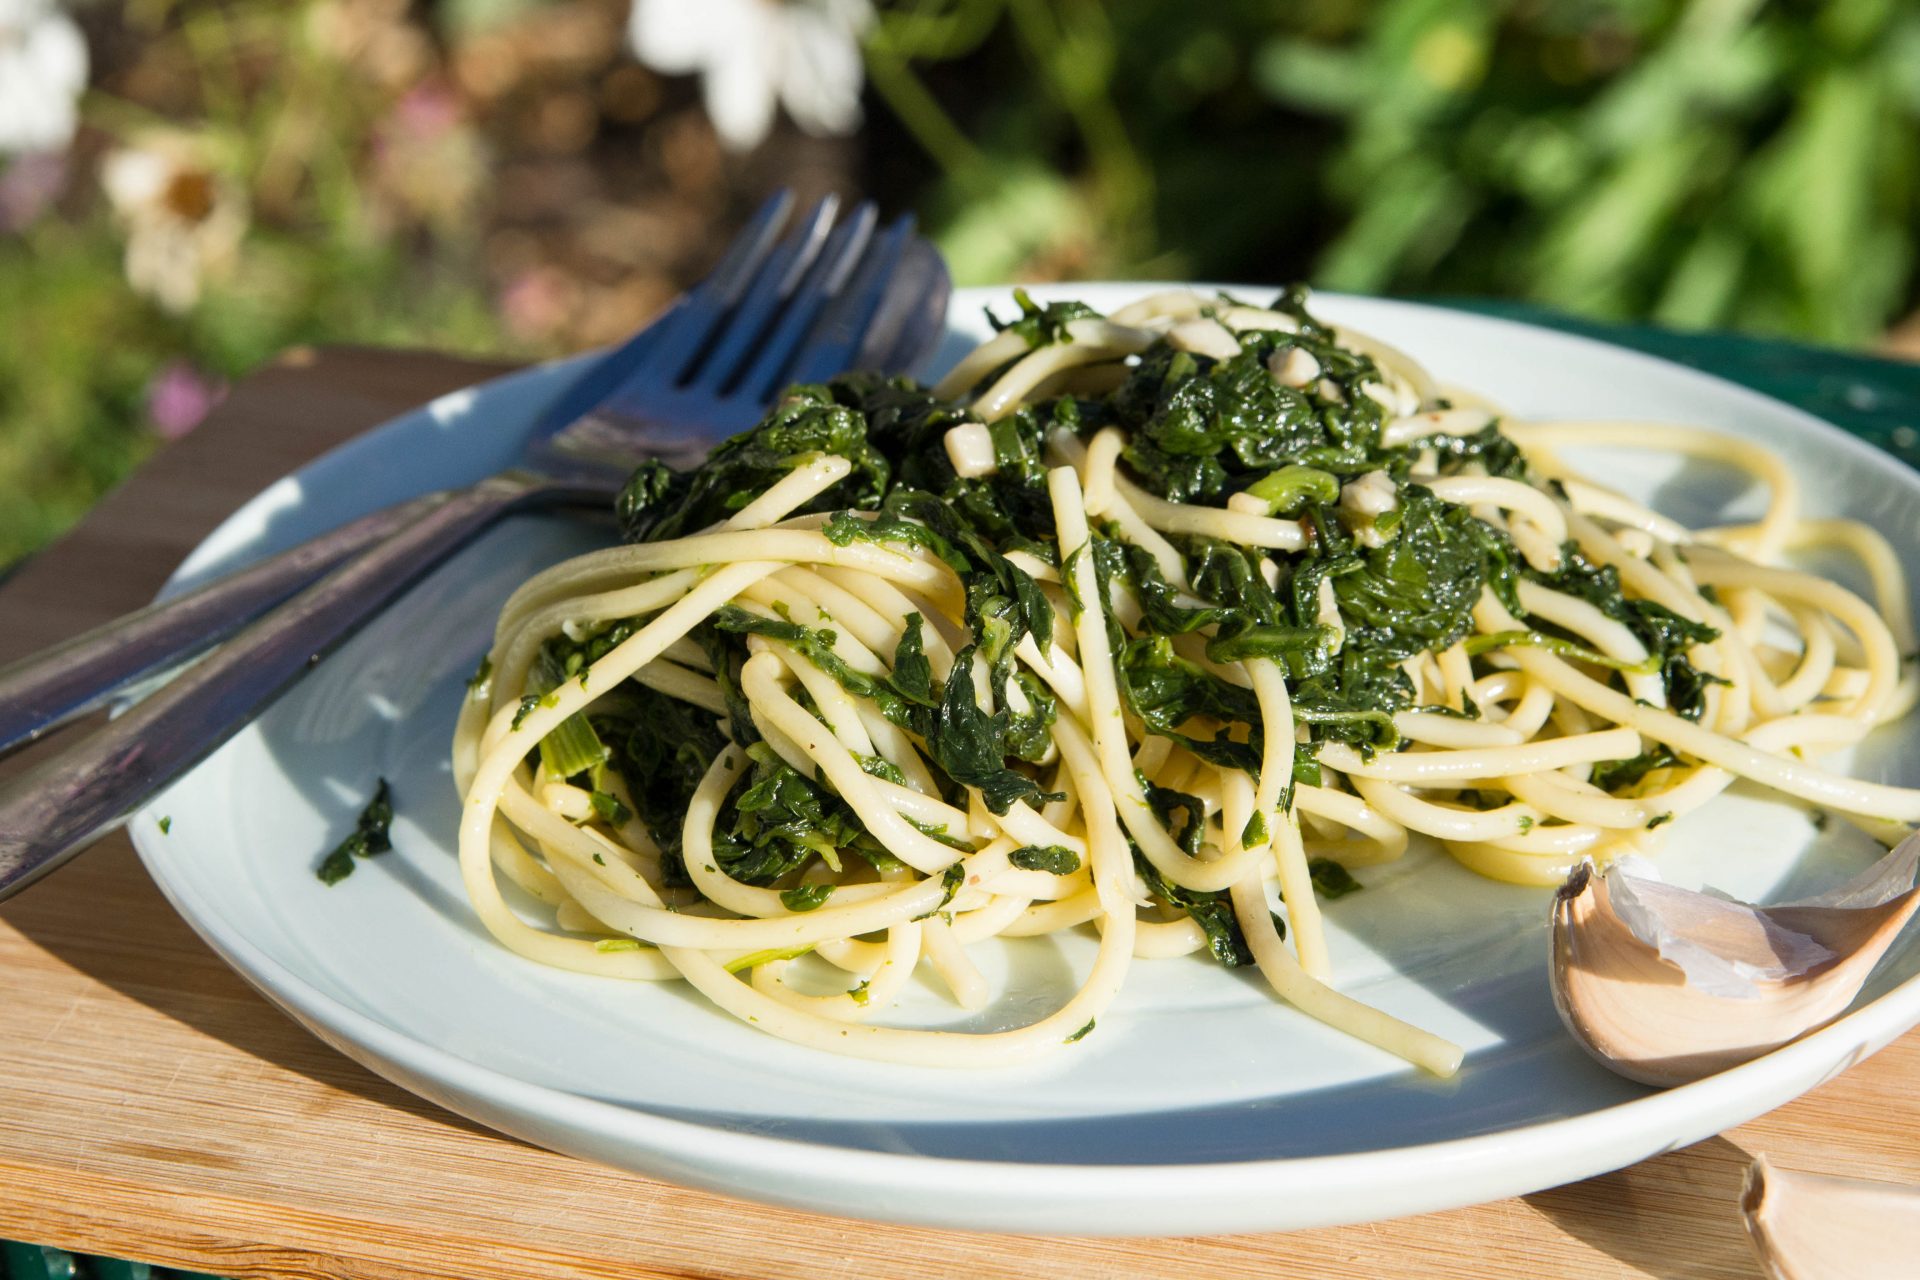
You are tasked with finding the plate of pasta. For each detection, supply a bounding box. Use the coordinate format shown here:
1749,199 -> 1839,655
130,283 -> 1920,1235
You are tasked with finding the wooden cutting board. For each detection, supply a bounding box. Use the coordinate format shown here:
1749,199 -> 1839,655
3,346 -> 1917,1280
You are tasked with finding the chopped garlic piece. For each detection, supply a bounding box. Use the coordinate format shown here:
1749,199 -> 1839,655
1268,346 -> 1321,388
1166,318 -> 1242,361
1338,469 -> 1398,548
943,422 -> 999,479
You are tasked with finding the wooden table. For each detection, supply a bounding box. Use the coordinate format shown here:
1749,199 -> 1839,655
4,347 -> 1918,1280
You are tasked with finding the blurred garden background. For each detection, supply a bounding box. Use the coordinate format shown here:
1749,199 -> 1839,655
4,0 -> 1920,569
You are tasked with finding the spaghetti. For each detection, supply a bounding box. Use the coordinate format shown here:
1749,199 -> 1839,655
451,287 -> 1919,1074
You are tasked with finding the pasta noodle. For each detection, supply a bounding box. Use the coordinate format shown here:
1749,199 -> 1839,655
451,287 -> 1918,1077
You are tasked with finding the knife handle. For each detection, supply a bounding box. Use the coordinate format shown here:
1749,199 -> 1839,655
0,494 -> 451,760
0,470 -> 602,901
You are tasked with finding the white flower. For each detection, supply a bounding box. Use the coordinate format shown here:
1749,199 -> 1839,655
101,133 -> 248,314
629,0 -> 869,152
0,0 -> 88,155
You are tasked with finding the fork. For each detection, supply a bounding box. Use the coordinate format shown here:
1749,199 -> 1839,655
0,193 -> 951,900
0,192 -> 938,758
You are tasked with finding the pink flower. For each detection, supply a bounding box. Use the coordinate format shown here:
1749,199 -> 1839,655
391,81 -> 463,142
370,79 -> 484,231
0,149 -> 64,231
499,267 -> 576,343
146,360 -> 227,440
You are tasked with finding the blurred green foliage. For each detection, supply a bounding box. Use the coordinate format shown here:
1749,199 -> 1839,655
0,205 -> 503,566
0,0 -> 532,568
0,221 -> 161,566
4,0 -> 1919,572
876,0 -> 1920,344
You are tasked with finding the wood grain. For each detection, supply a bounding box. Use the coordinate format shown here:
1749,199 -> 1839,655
3,347 -> 1916,1280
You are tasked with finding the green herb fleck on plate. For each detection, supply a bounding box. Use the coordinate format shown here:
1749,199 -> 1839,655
315,778 -> 394,887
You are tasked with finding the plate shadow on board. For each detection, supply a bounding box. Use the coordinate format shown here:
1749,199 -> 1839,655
1524,1132 -> 1759,1280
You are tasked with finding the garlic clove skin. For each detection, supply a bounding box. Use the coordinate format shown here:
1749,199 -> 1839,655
1743,1156 -> 1920,1280
1549,835 -> 1920,1088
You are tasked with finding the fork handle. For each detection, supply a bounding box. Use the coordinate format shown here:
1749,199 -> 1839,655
0,470 -> 606,901
0,493 -> 451,759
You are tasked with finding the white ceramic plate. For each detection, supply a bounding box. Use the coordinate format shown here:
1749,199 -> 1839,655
130,286 -> 1920,1236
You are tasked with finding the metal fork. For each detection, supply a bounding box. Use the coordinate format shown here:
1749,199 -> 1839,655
0,192 -> 940,758
0,193 -> 951,900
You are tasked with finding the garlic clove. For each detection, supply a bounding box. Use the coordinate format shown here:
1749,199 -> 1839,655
1549,835 -> 1920,1087
1743,1156 -> 1920,1280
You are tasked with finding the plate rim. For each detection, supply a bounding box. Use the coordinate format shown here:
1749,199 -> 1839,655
130,285 -> 1920,1235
